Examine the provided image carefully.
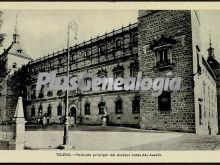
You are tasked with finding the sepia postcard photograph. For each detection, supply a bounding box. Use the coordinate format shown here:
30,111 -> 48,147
0,2 -> 220,163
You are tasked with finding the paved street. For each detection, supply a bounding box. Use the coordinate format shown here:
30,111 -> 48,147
24,126 -> 220,150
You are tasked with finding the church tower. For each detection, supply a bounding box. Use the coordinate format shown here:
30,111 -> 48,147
5,15 -> 32,75
207,32 -> 218,69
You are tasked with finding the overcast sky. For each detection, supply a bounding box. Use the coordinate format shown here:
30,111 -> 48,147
1,10 -> 220,62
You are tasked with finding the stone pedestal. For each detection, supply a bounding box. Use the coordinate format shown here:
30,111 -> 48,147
58,144 -> 75,150
14,118 -> 26,150
11,97 -> 26,150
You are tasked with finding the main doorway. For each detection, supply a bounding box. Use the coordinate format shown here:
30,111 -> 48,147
69,106 -> 77,125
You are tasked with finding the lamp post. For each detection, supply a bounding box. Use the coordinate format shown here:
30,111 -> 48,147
63,20 -> 78,146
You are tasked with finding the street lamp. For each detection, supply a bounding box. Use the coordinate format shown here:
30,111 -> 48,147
62,20 -> 78,147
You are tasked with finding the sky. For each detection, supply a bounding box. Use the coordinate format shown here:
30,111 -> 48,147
0,10 -> 220,62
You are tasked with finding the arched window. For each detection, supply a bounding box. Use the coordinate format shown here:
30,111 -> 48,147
47,104 -> 52,117
99,44 -> 106,55
12,62 -> 17,69
31,105 -> 35,117
115,96 -> 123,114
84,101 -> 91,115
115,39 -> 122,51
57,103 -> 62,116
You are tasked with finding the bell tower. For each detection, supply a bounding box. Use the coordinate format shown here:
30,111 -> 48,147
6,14 -> 32,75
207,31 -> 214,58
12,14 -> 20,44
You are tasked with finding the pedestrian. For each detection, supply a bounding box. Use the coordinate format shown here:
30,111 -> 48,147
37,117 -> 40,126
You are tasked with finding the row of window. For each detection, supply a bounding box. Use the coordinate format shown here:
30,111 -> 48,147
84,96 -> 140,115
31,103 -> 62,117
203,83 -> 217,103
31,47 -> 172,75
199,102 -> 217,126
30,91 -> 172,118
30,34 -> 138,74
31,36 -> 177,76
30,62 -> 139,100
30,95 -> 140,118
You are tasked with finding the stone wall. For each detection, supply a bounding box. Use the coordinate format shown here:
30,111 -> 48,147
138,10 -> 196,132
0,125 -> 14,150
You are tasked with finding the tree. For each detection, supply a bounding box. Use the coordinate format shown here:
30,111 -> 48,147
0,11 -> 8,78
0,11 -> 5,47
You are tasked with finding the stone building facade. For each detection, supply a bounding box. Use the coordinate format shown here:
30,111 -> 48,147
138,10 -> 196,132
0,10 -> 219,135
26,22 -> 140,127
207,34 -> 220,133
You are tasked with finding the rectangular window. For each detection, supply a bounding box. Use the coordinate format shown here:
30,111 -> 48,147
156,49 -> 172,67
116,39 -> 122,51
57,104 -> 62,116
84,103 -> 90,115
132,99 -> 140,114
132,33 -> 138,46
38,86 -> 44,98
98,102 -> 105,114
85,49 -> 91,60
57,90 -> 63,96
115,98 -> 123,114
47,105 -> 52,117
158,91 -> 171,114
